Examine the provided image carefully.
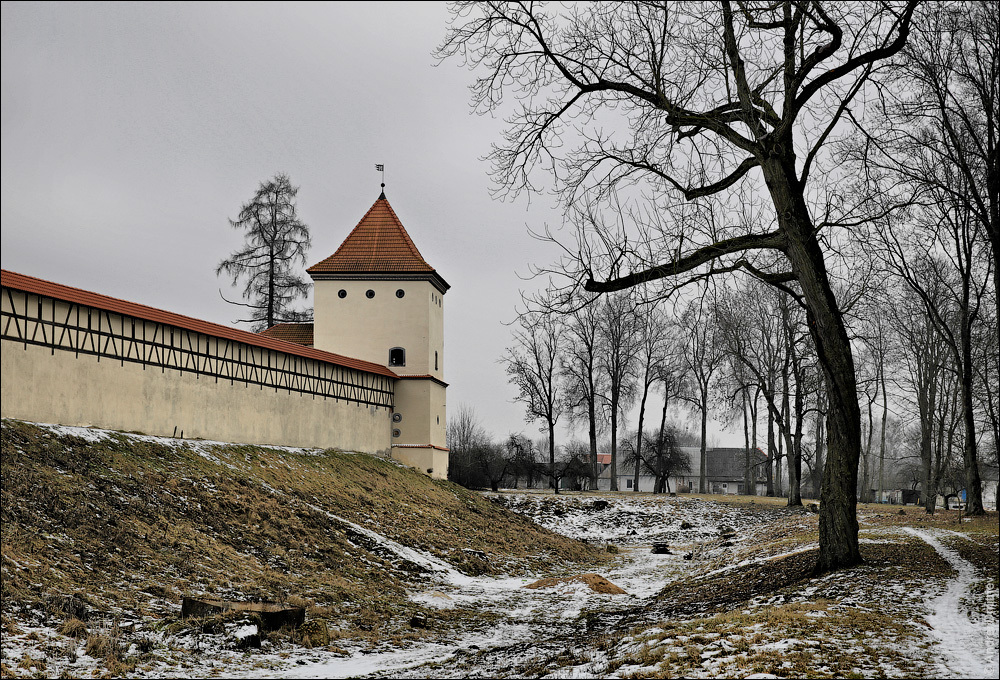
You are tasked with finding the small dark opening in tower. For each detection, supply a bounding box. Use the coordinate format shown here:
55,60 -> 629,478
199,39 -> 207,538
389,347 -> 405,367
435,351 -> 438,371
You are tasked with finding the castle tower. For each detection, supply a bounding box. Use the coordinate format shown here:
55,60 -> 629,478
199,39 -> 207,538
306,188 -> 449,478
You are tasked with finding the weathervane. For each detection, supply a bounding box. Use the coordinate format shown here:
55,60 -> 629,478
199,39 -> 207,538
375,164 -> 385,195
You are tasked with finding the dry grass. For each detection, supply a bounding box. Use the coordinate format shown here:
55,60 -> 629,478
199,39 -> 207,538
55,618 -> 87,639
608,596 -> 936,679
0,419 -> 603,654
525,573 -> 628,594
596,502 -> 996,679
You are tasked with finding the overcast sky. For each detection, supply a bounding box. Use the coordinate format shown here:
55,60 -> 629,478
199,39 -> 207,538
1,1 -> 740,447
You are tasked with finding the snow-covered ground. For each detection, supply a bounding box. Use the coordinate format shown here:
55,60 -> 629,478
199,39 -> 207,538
2,446 -> 997,680
260,495 -> 997,679
277,493 -> 729,678
903,528 -> 1000,679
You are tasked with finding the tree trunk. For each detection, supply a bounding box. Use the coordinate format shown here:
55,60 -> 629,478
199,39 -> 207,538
789,387 -> 804,507
588,389 -> 599,491
762,157 -> 862,573
699,392 -> 708,494
610,391 -> 619,492
919,343 -> 939,513
878,364 -> 888,504
750,389 -> 760,496
766,406 -> 775,497
861,399 -> 874,503
781,349 -> 801,506
960,306 -> 985,515
634,380 -> 650,492
549,421 -> 558,494
812,386 -> 826,499
775,417 -> 784,498
742,389 -> 752,495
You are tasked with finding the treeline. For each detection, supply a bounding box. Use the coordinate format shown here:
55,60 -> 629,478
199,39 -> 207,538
468,264 -> 996,510
446,403 -> 698,494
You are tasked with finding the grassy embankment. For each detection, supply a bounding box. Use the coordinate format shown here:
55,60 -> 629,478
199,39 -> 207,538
0,419 -> 603,646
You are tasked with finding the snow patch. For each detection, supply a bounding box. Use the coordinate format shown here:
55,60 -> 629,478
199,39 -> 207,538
903,527 -> 1000,679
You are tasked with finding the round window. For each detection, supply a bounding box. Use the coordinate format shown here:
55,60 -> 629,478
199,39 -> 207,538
392,413 -> 402,423
396,289 -> 405,298
338,289 -> 347,299
366,289 -> 375,299
392,428 -> 401,438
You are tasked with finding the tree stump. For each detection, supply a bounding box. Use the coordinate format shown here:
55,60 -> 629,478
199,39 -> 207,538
181,597 -> 304,631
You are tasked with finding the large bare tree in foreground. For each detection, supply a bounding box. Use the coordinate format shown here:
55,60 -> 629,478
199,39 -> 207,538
442,0 -> 918,572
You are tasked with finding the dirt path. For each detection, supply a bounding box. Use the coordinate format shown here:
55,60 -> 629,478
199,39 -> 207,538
902,527 -> 1000,679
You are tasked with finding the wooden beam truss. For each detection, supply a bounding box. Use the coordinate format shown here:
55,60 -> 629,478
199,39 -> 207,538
1,288 -> 394,408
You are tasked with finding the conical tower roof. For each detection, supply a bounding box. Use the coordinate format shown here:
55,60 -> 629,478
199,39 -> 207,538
307,193 -> 449,292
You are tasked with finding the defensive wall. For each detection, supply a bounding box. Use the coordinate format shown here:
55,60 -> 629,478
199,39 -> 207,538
0,270 -> 396,454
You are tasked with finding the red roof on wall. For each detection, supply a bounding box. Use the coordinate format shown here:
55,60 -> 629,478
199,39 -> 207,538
0,269 -> 397,379
307,194 -> 449,291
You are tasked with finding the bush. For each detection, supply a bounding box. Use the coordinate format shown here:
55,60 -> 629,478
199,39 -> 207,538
57,617 -> 88,639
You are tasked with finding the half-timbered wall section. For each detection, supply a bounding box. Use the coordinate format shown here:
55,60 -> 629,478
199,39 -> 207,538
1,289 -> 393,407
1,271 -> 396,453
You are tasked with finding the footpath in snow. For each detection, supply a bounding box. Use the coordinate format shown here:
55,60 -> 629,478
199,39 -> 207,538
903,528 -> 1000,680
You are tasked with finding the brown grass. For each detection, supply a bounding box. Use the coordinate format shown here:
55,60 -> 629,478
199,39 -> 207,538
0,418 -> 602,644
56,618 -> 87,639
525,573 -> 628,594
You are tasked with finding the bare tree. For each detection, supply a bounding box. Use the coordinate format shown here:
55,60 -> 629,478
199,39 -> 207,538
441,1 -> 919,572
560,300 -> 606,489
446,404 -> 495,489
676,298 -> 726,494
713,279 -> 790,498
503,313 -> 563,491
506,433 -> 540,488
631,305 -> 672,492
623,424 -> 691,493
218,173 -> 312,331
447,403 -> 490,454
597,293 -> 642,491
847,1 -> 996,515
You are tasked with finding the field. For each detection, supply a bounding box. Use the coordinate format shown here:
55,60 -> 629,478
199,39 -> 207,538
1,419 -> 997,678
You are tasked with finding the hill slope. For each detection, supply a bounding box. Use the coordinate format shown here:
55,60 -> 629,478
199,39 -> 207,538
1,419 -> 602,640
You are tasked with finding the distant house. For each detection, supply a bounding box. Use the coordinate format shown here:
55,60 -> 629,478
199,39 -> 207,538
593,446 -> 767,494
520,453 -> 610,491
878,488 -> 921,505
984,476 -> 999,511
671,447 -> 768,496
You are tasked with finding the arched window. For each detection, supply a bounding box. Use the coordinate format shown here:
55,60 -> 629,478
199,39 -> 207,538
389,347 -> 405,367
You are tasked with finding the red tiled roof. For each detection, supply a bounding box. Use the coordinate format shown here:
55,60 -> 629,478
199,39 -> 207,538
1,270 -> 396,379
307,195 -> 447,290
259,322 -> 314,347
395,374 -> 449,387
597,453 -> 611,465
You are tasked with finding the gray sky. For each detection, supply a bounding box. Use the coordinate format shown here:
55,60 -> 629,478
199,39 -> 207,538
1,1 -> 739,447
